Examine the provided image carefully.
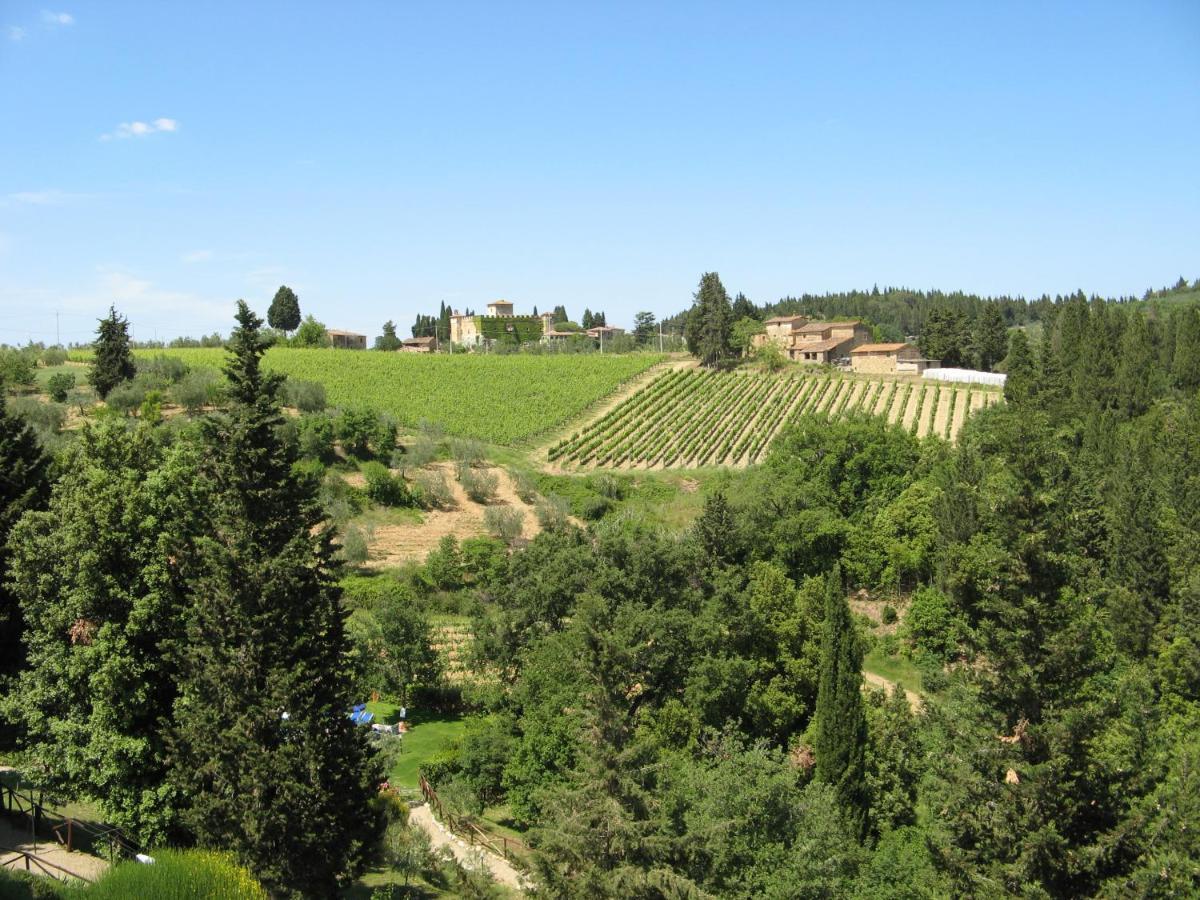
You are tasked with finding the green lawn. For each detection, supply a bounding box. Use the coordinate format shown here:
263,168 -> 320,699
365,701 -> 465,791
863,648 -> 925,694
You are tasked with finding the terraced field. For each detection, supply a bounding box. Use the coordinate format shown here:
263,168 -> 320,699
549,369 -> 1001,469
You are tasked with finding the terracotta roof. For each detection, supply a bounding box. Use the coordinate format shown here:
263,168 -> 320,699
798,319 -> 861,333
403,336 -> 436,345
764,315 -> 806,324
795,337 -> 846,353
327,329 -> 365,338
851,342 -> 909,354
489,299 -> 513,306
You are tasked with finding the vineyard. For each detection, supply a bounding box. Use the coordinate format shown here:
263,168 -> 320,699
549,369 -> 1001,469
108,348 -> 664,444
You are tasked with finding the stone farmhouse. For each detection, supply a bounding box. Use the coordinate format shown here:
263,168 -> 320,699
328,329 -> 367,350
400,335 -> 437,353
753,317 -> 873,364
849,342 -> 939,375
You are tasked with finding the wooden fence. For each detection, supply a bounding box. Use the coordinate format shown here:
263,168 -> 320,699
417,773 -> 531,866
1,780 -> 138,861
0,846 -> 96,884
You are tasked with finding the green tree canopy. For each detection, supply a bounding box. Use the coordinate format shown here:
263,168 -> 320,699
685,271 -> 734,367
266,285 -> 301,333
90,305 -> 136,399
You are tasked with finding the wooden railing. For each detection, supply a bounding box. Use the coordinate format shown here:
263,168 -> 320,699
1,780 -> 139,861
0,846 -> 96,884
417,773 -> 531,866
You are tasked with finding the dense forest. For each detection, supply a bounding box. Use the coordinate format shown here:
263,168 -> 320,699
1,288 -> 1199,896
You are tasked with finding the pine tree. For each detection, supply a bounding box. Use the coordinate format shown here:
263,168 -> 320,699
1003,330 -> 1036,405
170,302 -> 380,896
375,320 -> 401,350
692,490 -> 742,566
633,311 -> 656,345
732,291 -> 757,320
814,564 -> 869,839
581,309 -> 594,329
972,303 -> 1008,371
267,285 -> 301,333
0,391 -> 50,681
1117,310 -> 1160,418
89,306 -> 136,399
553,305 -> 569,324
686,272 -> 734,367
1172,306 -> 1200,393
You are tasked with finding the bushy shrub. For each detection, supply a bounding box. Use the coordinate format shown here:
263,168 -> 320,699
424,535 -> 464,591
580,494 -> 611,521
337,408 -> 396,459
320,473 -> 364,524
105,379 -> 146,415
903,586 -> 960,661
882,604 -> 898,625
535,494 -> 571,531
172,368 -> 221,412
40,347 -> 67,367
405,433 -> 439,469
484,506 -> 525,543
46,372 -> 75,402
451,437 -> 485,474
459,467 -> 498,504
460,536 -> 508,585
589,472 -> 628,500
8,397 -> 67,434
297,414 -> 336,462
282,378 -> 327,412
340,524 -> 372,564
0,349 -> 36,387
84,849 -> 267,899
137,354 -> 189,384
362,460 -> 411,507
415,470 -> 455,510
511,469 -> 538,504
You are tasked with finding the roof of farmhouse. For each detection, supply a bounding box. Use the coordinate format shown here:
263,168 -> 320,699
327,329 -> 365,338
796,337 -> 846,352
764,315 -> 807,324
797,319 -> 862,333
851,342 -> 910,353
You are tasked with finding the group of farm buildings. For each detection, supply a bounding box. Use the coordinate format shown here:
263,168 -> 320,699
752,315 -> 941,375
327,302 -> 940,376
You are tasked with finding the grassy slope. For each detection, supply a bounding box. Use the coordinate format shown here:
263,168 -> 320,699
365,701 -> 465,792
116,348 -> 664,445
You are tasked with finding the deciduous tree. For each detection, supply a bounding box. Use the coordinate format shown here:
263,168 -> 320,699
267,285 -> 301,333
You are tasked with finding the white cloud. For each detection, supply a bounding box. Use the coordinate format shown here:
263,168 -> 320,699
41,11 -> 74,26
182,249 -> 213,263
5,189 -> 73,206
7,25 -> 26,40
100,118 -> 180,141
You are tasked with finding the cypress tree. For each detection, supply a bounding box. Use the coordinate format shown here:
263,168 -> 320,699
972,303 -> 1008,371
89,305 -> 136,399
1003,330 -> 1036,405
267,285 -> 302,333
170,301 -> 380,896
0,390 -> 50,682
686,272 -> 734,368
814,564 -> 869,839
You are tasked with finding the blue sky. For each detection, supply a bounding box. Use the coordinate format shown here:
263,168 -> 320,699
1,1 -> 1197,343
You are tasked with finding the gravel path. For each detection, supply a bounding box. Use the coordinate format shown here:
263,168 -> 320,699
0,818 -> 109,884
408,802 -> 529,892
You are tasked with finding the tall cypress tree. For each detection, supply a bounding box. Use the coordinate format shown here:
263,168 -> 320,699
972,303 -> 1008,371
170,302 -> 380,896
814,564 -> 869,839
686,272 -> 734,368
267,285 -> 302,333
0,390 -> 50,683
90,306 -> 136,399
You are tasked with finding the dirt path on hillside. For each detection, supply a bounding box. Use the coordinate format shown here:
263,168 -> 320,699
931,387 -> 953,440
408,803 -> 528,892
365,463 -> 540,567
950,388 -> 970,440
0,819 -> 109,884
862,672 -> 922,711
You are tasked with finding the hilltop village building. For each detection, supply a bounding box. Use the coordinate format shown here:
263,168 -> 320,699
449,301 -> 609,348
753,317 -> 873,364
